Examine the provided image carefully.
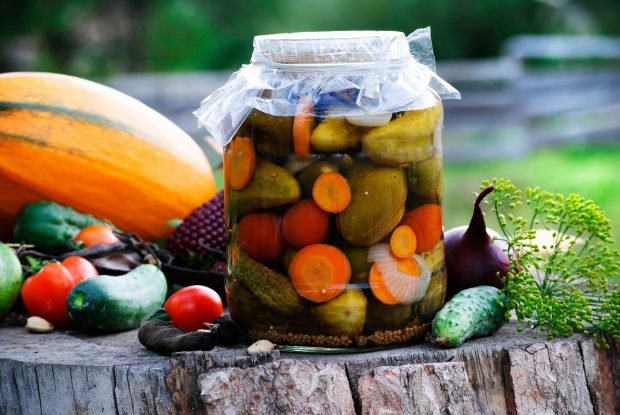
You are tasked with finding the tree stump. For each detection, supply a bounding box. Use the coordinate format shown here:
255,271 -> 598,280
0,322 -> 618,415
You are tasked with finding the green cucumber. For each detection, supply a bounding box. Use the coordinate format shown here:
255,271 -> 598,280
66,264 -> 167,332
430,285 -> 507,347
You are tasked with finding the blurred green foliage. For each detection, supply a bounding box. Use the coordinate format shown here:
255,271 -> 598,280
2,0 -> 620,77
443,142 -> 620,253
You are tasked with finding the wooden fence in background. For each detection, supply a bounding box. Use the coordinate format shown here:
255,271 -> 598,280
107,35 -> 620,163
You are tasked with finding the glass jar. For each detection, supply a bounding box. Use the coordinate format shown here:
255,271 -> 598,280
196,29 -> 459,348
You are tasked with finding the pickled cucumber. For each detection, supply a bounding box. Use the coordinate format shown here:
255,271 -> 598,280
343,245 -> 370,283
228,282 -> 291,331
243,110 -> 293,157
416,268 -> 447,318
362,103 -> 442,166
365,299 -> 411,332
310,118 -> 364,152
336,162 -> 407,246
407,156 -> 442,202
421,240 -> 445,274
231,248 -> 305,315
229,159 -> 301,217
311,288 -> 367,336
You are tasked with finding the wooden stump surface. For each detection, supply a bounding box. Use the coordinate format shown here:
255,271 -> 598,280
1,322 -> 618,415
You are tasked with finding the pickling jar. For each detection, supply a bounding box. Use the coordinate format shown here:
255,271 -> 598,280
195,29 -> 460,349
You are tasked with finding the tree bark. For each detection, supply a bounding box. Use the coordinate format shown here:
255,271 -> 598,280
0,323 -> 618,414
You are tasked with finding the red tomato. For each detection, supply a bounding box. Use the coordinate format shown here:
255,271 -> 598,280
21,263 -> 76,327
74,225 -> 120,247
164,285 -> 224,332
61,256 -> 98,284
237,213 -> 285,261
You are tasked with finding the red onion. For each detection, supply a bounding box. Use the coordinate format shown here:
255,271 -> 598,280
444,185 -> 510,298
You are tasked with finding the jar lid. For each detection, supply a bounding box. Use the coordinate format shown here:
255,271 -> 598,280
252,31 -> 411,65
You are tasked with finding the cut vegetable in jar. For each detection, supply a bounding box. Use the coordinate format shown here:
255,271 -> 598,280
288,244 -> 351,303
293,96 -> 315,159
400,204 -> 443,253
237,213 -> 285,262
224,136 -> 256,190
311,288 -> 367,336
310,118 -> 363,152
297,161 -> 339,196
390,225 -> 417,259
282,200 -> 330,248
369,263 -> 399,305
74,225 -> 119,248
312,172 -> 351,213
367,243 -> 431,304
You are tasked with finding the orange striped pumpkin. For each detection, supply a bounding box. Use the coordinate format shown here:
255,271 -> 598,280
0,72 -> 216,241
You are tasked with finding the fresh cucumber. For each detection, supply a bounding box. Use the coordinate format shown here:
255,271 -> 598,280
429,285 -> 507,347
67,264 -> 167,332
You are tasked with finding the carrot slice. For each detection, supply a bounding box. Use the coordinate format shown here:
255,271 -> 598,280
396,257 -> 419,276
288,244 -> 351,303
390,225 -> 417,259
224,136 -> 256,190
312,172 -> 351,213
282,199 -> 330,248
369,263 -> 399,305
401,204 -> 443,253
293,96 -> 314,160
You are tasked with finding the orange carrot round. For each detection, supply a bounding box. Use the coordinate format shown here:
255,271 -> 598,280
390,225 -> 417,259
288,244 -> 351,303
224,136 -> 256,190
293,96 -> 314,160
282,199 -> 330,249
312,172 -> 351,213
400,204 -> 443,253
369,263 -> 399,305
237,213 -> 285,261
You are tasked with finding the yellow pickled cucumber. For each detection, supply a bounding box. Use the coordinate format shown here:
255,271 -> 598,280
362,103 -> 443,166
416,267 -> 447,318
228,159 -> 301,218
365,299 -> 411,332
243,110 -> 293,157
407,156 -> 443,202
336,162 -> 407,246
311,288 -> 367,336
310,118 -> 365,153
421,240 -> 445,274
231,248 -> 305,315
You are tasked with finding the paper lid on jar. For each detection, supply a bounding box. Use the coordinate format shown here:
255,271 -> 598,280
252,31 -> 412,65
195,27 -> 460,147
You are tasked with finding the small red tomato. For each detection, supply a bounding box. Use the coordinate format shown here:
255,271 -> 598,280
74,225 -> 120,247
21,263 -> 76,327
61,256 -> 98,284
237,213 -> 285,261
164,285 -> 224,332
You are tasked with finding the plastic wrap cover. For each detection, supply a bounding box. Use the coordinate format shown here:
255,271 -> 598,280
195,27 -> 460,146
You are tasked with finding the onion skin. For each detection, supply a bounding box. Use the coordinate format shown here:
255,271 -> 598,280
445,186 -> 510,298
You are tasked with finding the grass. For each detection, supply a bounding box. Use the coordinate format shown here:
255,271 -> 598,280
443,141 -> 620,249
